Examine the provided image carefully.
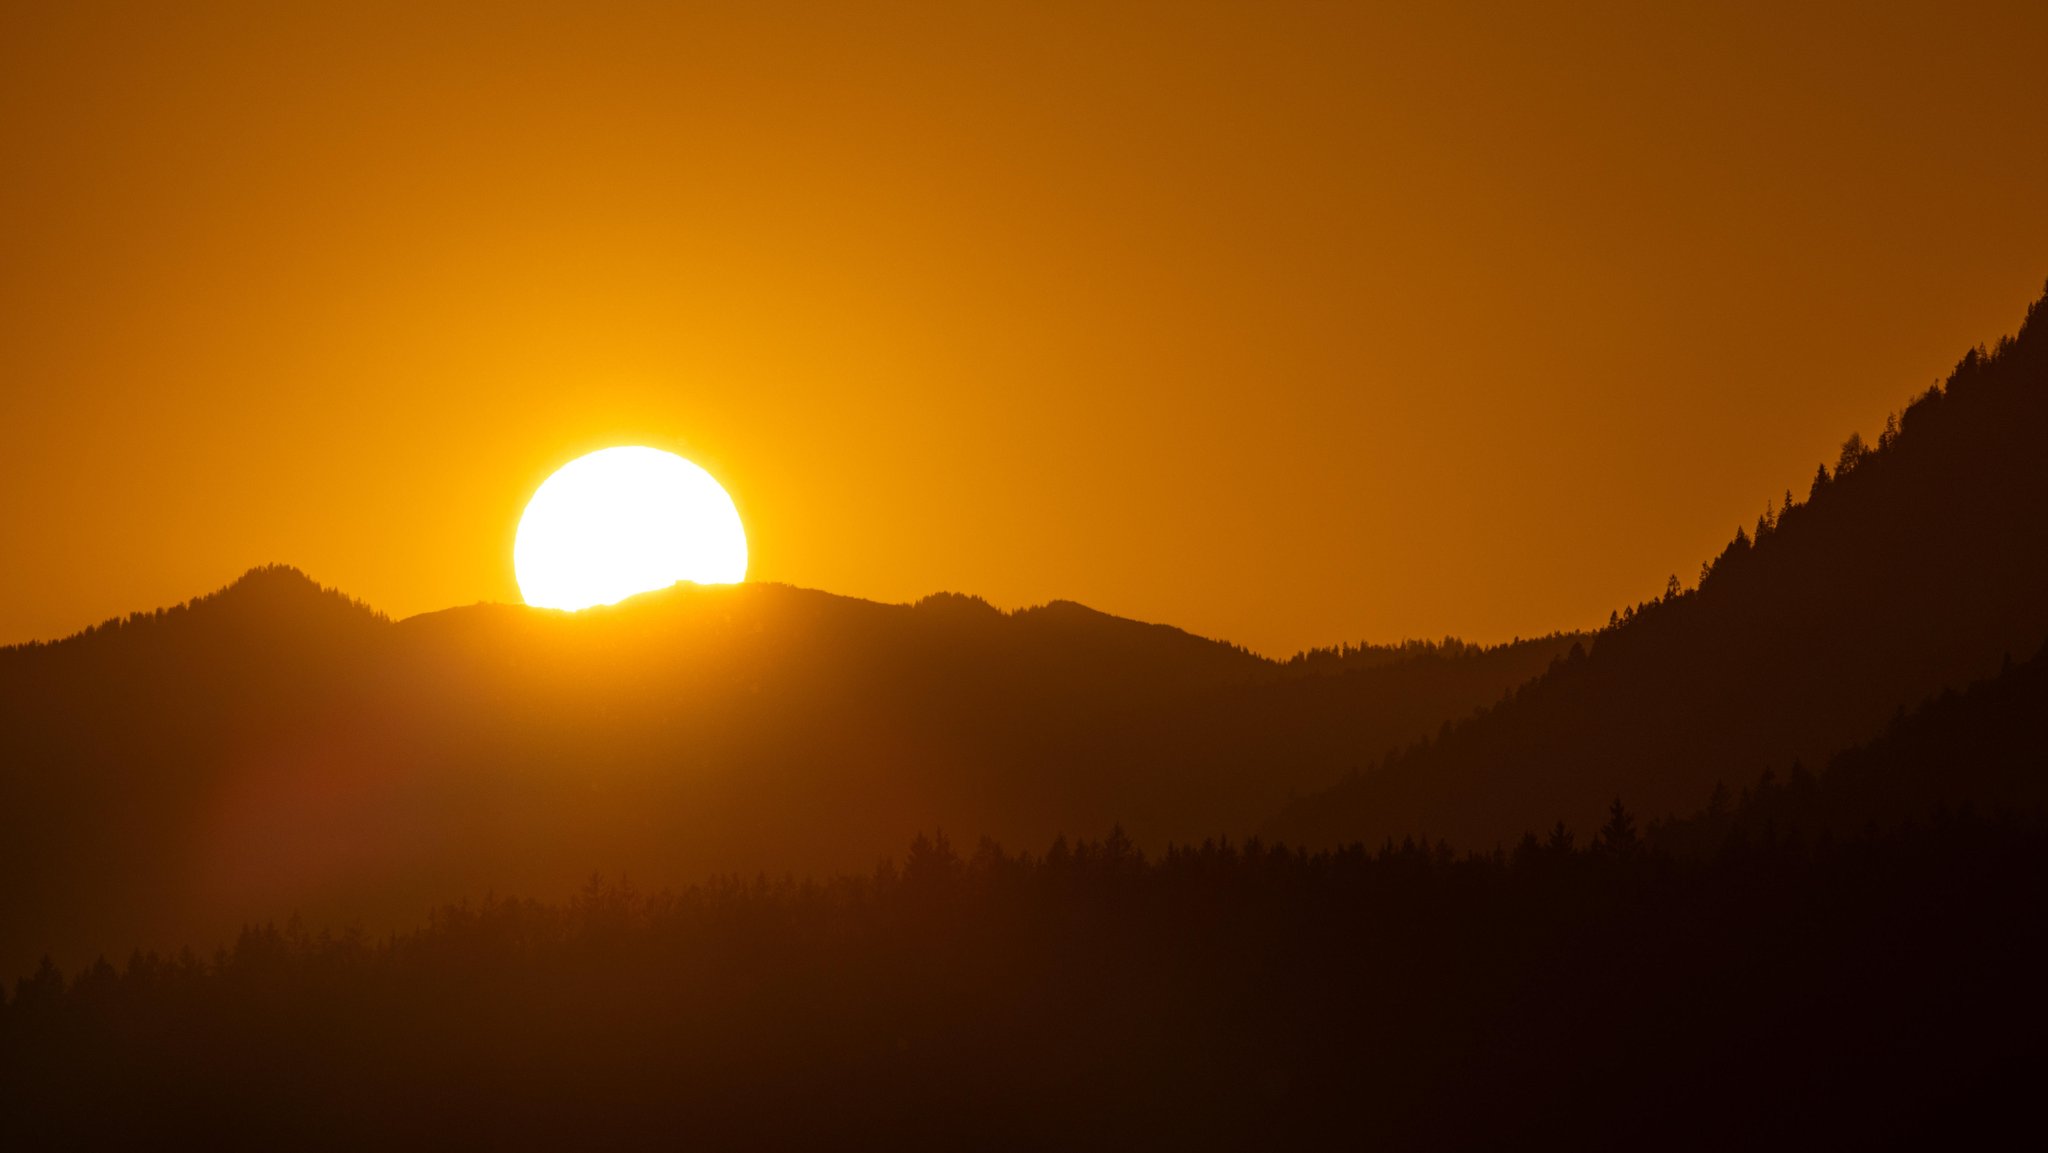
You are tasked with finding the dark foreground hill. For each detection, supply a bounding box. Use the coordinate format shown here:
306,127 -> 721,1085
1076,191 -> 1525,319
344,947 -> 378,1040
0,567 -> 1576,975
1277,284 -> 2048,849
5,815 -> 2042,1151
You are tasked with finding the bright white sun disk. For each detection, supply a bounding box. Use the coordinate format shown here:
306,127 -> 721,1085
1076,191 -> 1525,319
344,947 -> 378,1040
514,447 -> 747,611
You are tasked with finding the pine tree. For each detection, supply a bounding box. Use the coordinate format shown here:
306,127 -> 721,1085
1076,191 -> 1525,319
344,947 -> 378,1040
1597,798 -> 1639,853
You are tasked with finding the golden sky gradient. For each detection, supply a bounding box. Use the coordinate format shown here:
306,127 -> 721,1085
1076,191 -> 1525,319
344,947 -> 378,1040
4,1 -> 2045,656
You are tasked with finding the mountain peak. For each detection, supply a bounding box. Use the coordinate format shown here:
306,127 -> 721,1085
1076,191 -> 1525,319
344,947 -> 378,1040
218,563 -> 323,596
7,565 -> 388,655
190,564 -> 384,624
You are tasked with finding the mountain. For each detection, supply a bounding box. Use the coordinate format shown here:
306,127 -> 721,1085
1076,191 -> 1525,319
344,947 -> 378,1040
0,567 -> 1576,974
1276,283 -> 2048,849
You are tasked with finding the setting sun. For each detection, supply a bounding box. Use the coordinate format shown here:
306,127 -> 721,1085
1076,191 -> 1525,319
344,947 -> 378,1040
513,447 -> 747,611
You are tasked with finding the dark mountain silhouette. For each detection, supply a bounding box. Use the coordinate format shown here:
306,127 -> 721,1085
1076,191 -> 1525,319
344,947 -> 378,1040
1275,283 -> 2048,849
0,566 -> 1576,975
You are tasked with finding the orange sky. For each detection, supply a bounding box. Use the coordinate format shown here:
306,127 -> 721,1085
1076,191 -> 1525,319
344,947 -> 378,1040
4,1 -> 2045,656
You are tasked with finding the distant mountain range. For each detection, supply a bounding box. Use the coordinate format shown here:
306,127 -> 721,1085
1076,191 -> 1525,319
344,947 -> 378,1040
0,567 -> 1575,974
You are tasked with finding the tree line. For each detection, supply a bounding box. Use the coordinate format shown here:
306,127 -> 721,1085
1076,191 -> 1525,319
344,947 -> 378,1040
6,802 -> 2043,1149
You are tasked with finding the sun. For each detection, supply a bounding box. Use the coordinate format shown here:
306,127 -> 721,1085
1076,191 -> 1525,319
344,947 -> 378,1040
514,446 -> 748,611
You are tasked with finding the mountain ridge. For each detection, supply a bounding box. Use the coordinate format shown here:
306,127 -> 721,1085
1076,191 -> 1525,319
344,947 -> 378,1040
1274,281 -> 2048,849
0,564 -> 1580,976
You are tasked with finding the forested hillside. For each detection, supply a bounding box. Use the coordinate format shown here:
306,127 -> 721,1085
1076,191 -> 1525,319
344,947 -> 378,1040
1277,285 -> 2048,848
1651,637 -> 2048,855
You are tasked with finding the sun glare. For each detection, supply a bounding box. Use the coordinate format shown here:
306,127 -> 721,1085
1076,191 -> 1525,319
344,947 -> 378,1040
514,447 -> 748,611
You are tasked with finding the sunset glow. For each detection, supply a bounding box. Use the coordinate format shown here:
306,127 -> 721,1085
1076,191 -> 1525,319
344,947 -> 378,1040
5,2 -> 2046,1143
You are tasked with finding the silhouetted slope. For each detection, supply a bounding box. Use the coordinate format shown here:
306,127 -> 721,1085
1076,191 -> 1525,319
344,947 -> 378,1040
1276,284 -> 2048,849
0,571 -> 1576,974
1652,639 -> 2048,854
